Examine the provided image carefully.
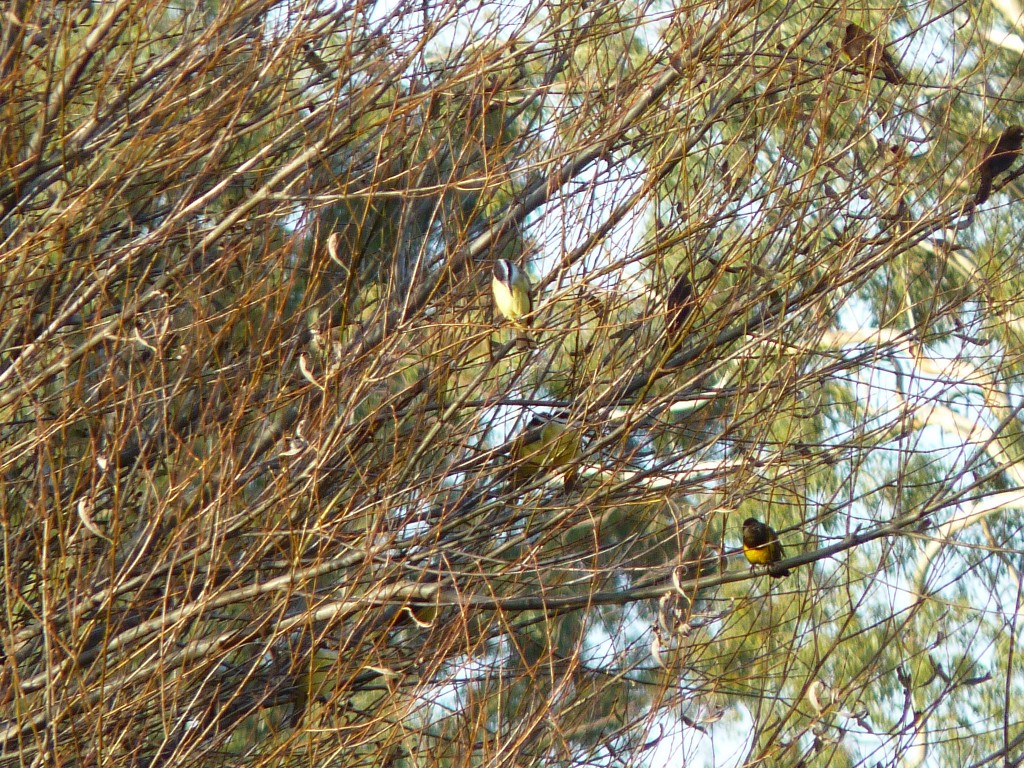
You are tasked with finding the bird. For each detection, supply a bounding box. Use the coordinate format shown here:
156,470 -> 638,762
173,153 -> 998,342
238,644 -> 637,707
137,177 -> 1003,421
491,259 -> 533,350
974,125 -> 1024,205
841,22 -> 905,85
741,517 -> 790,578
665,272 -> 695,338
508,413 -> 580,492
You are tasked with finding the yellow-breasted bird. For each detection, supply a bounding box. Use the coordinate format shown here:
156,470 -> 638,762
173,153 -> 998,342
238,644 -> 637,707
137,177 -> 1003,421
841,22 -> 905,85
741,517 -> 790,578
491,259 -> 533,350
974,125 -> 1024,205
509,413 -> 580,492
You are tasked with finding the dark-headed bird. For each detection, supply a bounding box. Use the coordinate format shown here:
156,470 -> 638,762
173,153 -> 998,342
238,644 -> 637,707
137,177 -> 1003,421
665,273 -> 696,339
491,259 -> 533,350
741,517 -> 790,578
841,22 -> 905,85
974,125 -> 1024,205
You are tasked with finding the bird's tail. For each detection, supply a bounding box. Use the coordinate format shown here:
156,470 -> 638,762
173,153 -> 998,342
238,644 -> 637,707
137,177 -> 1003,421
975,173 -> 993,205
768,565 -> 791,579
882,61 -> 905,85
513,318 -> 533,351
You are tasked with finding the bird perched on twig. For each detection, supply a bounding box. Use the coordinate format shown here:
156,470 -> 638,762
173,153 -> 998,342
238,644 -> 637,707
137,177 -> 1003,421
491,259 -> 533,350
508,413 -> 580,493
841,22 -> 905,85
741,517 -> 790,578
974,125 -> 1024,205
665,272 -> 695,339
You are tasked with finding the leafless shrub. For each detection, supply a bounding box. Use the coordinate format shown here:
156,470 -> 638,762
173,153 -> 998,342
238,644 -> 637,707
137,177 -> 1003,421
1,0 -> 1023,766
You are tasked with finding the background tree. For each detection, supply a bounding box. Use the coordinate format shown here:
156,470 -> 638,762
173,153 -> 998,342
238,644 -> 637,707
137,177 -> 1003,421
2,0 -> 1024,766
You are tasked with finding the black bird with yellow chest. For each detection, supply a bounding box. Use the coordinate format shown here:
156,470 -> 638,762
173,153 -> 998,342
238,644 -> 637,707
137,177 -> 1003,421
741,517 -> 790,578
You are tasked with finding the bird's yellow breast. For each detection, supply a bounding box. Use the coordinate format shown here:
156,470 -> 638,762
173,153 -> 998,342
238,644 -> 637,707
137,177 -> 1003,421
491,275 -> 532,324
742,542 -> 775,566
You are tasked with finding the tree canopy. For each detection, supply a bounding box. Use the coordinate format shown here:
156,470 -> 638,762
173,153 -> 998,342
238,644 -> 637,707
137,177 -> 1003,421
3,0 -> 1024,766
